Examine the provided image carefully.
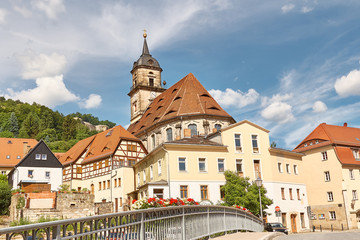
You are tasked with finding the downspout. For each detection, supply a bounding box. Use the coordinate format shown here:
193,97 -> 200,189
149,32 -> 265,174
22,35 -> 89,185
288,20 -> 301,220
161,145 -> 171,198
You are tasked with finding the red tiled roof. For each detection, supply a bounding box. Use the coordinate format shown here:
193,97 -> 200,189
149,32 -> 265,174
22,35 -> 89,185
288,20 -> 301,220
0,138 -> 38,167
127,73 -> 235,135
333,146 -> 360,165
60,125 -> 143,166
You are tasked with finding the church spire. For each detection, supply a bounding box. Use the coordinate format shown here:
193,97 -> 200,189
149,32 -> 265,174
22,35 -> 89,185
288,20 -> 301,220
142,29 -> 150,56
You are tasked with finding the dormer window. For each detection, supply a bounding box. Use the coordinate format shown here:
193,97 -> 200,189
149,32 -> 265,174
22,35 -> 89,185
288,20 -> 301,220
353,149 -> 360,160
6,155 -> 10,159
42,154 -> 47,160
35,154 -> 41,160
17,155 -> 21,159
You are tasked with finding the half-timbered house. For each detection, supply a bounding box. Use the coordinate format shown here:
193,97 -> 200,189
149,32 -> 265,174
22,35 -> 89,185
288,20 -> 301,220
59,125 -> 147,212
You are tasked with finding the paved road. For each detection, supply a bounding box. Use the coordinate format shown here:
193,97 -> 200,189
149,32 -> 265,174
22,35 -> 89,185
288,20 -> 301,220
275,232 -> 360,240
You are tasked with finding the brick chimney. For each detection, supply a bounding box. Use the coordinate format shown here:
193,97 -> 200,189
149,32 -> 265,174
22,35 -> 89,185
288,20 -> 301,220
344,122 -> 348,127
23,142 -> 28,156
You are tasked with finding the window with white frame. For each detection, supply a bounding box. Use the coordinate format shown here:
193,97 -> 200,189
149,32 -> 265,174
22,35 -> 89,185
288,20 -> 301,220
178,157 -> 186,172
324,171 -> 331,182
143,170 -> 146,182
278,162 -> 283,173
28,170 -> 33,178
321,151 -> 328,161
236,159 -> 243,173
1,171 -> 6,175
166,128 -> 173,142
158,160 -> 162,176
42,154 -> 47,160
329,211 -> 336,220
327,191 -> 334,202
150,165 -> 153,179
353,149 -> 360,160
286,164 -> 290,174
218,159 -> 225,172
252,135 -> 259,153
198,158 -> 206,172
35,154 -> 41,160
151,134 -> 156,149
45,171 -> 50,179
234,134 -> 242,153
350,169 -> 355,180
293,165 -> 298,175
188,124 -> 197,137
352,190 -> 358,200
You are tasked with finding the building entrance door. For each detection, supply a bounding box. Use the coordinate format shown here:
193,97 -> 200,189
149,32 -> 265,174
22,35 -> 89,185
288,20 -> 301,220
357,211 -> 360,229
290,214 -> 297,233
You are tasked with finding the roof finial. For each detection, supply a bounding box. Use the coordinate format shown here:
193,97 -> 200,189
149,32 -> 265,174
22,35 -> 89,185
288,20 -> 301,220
143,29 -> 147,39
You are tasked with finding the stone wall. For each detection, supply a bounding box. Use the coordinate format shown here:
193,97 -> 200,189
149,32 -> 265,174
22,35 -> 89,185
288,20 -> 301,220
310,204 -> 348,230
95,201 -> 113,215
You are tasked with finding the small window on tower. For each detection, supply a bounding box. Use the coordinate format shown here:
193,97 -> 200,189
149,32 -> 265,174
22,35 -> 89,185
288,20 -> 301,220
149,78 -> 154,87
133,101 -> 137,112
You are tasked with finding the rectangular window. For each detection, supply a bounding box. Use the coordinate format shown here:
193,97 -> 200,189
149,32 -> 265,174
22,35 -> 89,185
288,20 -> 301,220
352,190 -> 358,200
45,171 -> 50,179
297,189 -> 300,200
180,185 -> 188,198
28,170 -> 33,178
105,159 -> 109,167
236,159 -> 243,176
6,155 -> 10,159
200,185 -> 208,200
329,211 -> 336,220
107,180 -> 110,189
353,149 -> 360,160
281,188 -> 285,200
93,163 -> 97,170
76,167 -> 82,174
198,158 -> 206,172
327,191 -> 334,202
1,171 -> 6,175
137,173 -> 140,186
103,181 -> 106,190
252,135 -> 259,153
234,134 -> 242,153
158,160 -> 162,176
143,170 -> 146,182
178,157 -> 186,172
118,178 -> 121,187
114,178 -> 117,188
150,165 -> 153,179
294,165 -> 298,175
350,169 -> 355,180
218,159 -> 225,172
324,171 -> 331,182
35,154 -> 41,160
278,162 -> 283,173
220,185 -> 225,200
286,164 -> 290,174
321,151 -> 328,161
300,213 -> 305,228
289,188 -> 293,200
42,154 -> 47,160
254,160 -> 261,178
99,182 -> 102,190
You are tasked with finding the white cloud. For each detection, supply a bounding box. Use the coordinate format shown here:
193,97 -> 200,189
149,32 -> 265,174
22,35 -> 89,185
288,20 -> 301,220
280,70 -> 297,90
79,94 -> 102,109
14,6 -> 33,18
261,101 -> 295,124
0,8 -> 7,24
209,88 -> 259,108
19,52 -> 67,79
5,75 -> 79,108
281,4 -> 295,14
334,69 -> 360,97
261,93 -> 292,107
312,100 -> 327,113
302,6 -> 313,13
32,0 -> 65,19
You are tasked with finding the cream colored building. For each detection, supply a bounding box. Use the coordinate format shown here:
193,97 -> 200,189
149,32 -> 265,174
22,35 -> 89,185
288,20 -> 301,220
293,123 -> 360,230
133,120 -> 310,232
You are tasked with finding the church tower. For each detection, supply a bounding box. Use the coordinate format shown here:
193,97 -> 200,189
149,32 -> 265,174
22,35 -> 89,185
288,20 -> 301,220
128,31 -> 166,124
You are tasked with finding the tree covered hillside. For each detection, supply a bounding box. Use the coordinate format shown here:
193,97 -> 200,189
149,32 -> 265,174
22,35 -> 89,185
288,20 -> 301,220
0,97 -> 116,152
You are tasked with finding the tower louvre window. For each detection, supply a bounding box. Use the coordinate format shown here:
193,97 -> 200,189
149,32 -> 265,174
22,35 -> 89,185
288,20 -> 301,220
208,106 -> 220,111
201,94 -> 210,97
172,88 -> 178,93
165,110 -> 176,115
174,96 -> 182,101
149,78 -> 154,87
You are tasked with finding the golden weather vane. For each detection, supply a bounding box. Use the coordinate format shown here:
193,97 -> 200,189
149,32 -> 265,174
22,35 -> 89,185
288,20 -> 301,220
143,29 -> 147,38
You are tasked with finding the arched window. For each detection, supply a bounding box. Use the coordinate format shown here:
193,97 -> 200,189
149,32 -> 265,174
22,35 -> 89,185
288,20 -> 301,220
151,134 -> 156,149
188,124 -> 197,137
215,124 -> 222,131
166,128 -> 173,142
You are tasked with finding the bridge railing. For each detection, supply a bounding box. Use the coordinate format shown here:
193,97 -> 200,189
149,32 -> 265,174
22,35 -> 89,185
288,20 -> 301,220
0,205 -> 263,240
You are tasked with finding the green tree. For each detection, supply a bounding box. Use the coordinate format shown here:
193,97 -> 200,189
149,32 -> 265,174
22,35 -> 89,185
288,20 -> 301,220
8,112 -> 19,136
0,131 -> 14,138
221,171 -> 273,217
36,128 -> 57,142
271,141 -> 277,148
19,112 -> 40,138
0,179 -> 12,215
62,116 -> 78,141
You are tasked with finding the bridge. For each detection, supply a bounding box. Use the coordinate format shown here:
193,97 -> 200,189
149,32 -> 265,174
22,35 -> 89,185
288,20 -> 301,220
0,205 -> 263,240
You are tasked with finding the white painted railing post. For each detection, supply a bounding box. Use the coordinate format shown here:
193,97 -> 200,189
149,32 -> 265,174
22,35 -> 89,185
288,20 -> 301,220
182,208 -> 186,240
140,213 -> 144,240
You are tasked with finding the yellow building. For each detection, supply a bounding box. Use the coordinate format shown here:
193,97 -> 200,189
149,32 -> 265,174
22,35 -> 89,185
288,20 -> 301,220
293,123 -> 360,230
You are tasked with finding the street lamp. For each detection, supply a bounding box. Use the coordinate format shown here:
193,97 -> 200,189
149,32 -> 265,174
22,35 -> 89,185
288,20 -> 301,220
255,177 -> 263,223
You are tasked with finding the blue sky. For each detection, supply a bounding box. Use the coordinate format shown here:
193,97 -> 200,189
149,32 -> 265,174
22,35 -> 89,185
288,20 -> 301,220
1,0 -> 360,149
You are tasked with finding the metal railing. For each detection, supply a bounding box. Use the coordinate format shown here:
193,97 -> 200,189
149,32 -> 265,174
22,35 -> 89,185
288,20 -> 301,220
0,206 -> 263,240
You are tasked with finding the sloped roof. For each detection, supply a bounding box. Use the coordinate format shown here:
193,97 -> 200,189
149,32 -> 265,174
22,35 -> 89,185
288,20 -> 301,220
0,138 -> 38,167
59,125 -> 143,166
294,123 -> 360,151
167,136 -> 224,146
127,73 -> 235,135
333,146 -> 360,165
